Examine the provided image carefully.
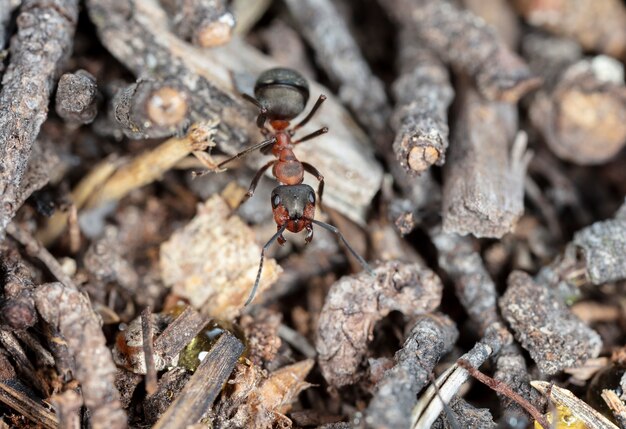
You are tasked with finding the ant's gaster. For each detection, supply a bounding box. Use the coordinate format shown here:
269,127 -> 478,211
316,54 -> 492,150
216,67 -> 373,305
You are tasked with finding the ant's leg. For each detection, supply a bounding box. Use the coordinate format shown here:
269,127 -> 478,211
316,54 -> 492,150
302,162 -> 324,208
291,94 -> 327,134
293,127 -> 328,144
305,223 -> 313,244
242,93 -> 268,130
238,160 -> 276,208
216,137 -> 276,169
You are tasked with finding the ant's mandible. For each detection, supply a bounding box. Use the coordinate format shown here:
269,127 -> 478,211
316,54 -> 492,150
217,68 -> 373,305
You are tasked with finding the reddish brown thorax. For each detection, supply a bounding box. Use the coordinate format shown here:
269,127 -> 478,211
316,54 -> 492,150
270,120 -> 290,130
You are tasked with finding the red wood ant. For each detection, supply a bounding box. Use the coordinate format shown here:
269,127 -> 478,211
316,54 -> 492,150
217,68 -> 373,305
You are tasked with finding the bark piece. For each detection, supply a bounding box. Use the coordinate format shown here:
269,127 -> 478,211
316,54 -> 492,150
514,0 -> 626,58
500,271 -> 602,375
442,86 -> 528,238
432,397 -> 496,429
143,368 -> 190,424
364,313 -> 458,429
462,0 -> 520,49
111,78 -> 190,139
316,261 -> 443,387
160,196 -> 282,319
153,332 -> 244,429
166,0 -> 235,48
55,70 -> 98,125
283,0 -> 391,138
34,282 -> 127,429
0,243 -> 37,330
381,0 -> 540,102
0,0 -> 79,233
87,0 -> 381,225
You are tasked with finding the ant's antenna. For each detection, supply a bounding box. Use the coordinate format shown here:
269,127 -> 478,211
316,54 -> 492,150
217,137 -> 276,169
245,224 -> 288,306
310,219 -> 374,275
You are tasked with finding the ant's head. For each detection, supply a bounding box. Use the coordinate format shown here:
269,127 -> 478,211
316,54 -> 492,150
271,184 -> 316,232
255,68 -> 310,121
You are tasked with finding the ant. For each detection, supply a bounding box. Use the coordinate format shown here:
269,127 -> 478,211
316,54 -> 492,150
216,67 -> 373,305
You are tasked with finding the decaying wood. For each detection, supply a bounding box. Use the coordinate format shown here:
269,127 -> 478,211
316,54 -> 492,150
442,85 -> 529,238
316,261 -> 443,387
111,78 -> 190,139
164,0 -> 235,48
6,222 -> 78,291
381,0 -> 540,103
364,313 -> 458,429
432,397 -> 496,429
259,20 -> 315,78
153,332 -> 244,429
0,353 -> 58,429
153,306 -> 208,367
500,271 -> 602,375
283,0 -> 391,139
524,33 -> 626,165
55,70 -> 99,125
86,0 -> 382,225
532,381 -> 620,429
0,330 -> 49,395
602,389 -> 626,429
34,282 -> 127,429
0,0 -> 79,234
463,0 -> 520,49
143,367 -> 190,424
514,0 -> 626,58
0,243 -> 37,330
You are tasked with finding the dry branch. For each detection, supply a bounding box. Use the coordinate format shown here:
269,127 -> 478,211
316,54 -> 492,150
34,282 -> 127,429
111,78 -> 190,139
442,86 -> 528,238
86,0 -> 381,225
0,0 -> 79,233
316,261 -> 443,387
153,332 -> 244,429
283,0 -> 391,139
364,313 -> 458,429
55,70 -> 99,125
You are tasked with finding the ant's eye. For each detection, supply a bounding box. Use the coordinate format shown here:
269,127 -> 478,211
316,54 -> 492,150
308,192 -> 315,204
272,194 -> 281,208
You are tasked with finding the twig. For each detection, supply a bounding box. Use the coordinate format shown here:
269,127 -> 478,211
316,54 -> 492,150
111,78 -> 190,139
141,307 -> 158,396
153,332 -> 244,429
442,83 -> 529,238
34,282 -> 127,429
153,306 -> 208,367
0,0 -> 79,233
6,222 -> 78,291
457,359 -> 549,429
283,0 -> 391,139
55,70 -> 99,125
277,323 -> 316,359
0,243 -> 37,330
0,330 -> 48,395
411,324 -> 512,429
364,313 -> 458,429
164,0 -> 235,47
